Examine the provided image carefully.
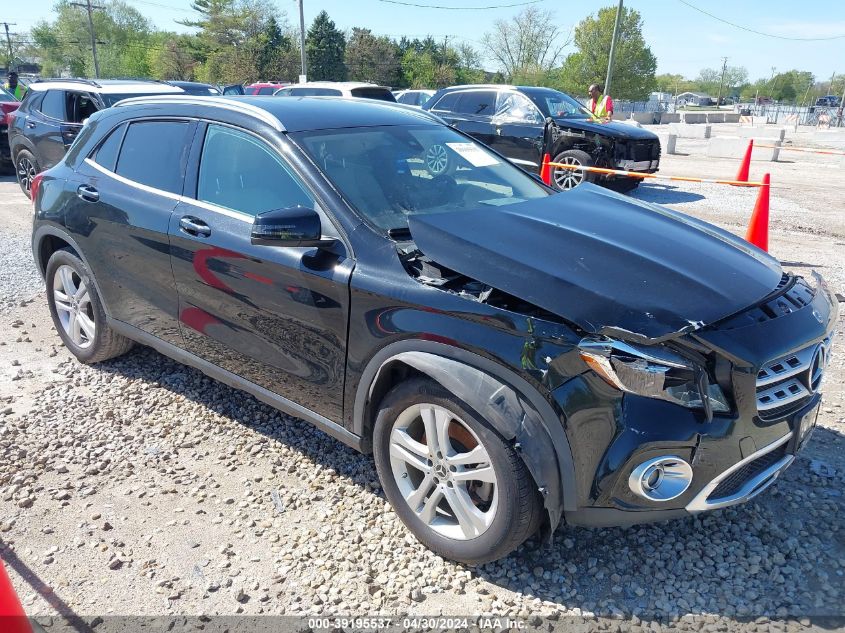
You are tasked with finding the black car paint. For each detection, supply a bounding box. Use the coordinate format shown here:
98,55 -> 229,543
423,85 -> 660,178
32,96 -> 837,534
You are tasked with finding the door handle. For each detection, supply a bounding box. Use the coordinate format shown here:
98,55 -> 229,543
76,184 -> 99,203
179,216 -> 211,237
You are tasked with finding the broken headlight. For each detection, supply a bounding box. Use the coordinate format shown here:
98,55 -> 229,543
579,339 -> 729,415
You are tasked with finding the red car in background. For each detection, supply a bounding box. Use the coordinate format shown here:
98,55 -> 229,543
1,87 -> 21,171
245,82 -> 288,95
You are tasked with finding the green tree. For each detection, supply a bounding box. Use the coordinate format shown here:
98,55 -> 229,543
694,65 -> 748,95
306,10 -> 346,81
344,28 -> 401,86
556,5 -> 657,100
481,6 -> 568,82
148,33 -> 197,80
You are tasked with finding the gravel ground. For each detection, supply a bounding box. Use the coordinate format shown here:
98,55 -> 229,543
0,128 -> 844,633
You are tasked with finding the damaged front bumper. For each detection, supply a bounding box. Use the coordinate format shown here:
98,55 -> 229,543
555,273 -> 837,528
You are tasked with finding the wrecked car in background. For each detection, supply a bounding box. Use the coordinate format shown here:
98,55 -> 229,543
31,96 -> 836,564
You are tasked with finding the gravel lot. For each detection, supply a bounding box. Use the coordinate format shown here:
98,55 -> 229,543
1,127 -> 844,632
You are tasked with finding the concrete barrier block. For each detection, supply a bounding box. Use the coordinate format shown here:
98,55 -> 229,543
681,112 -> 708,124
723,113 -> 741,123
656,133 -> 678,155
669,123 -> 712,139
708,137 -> 781,161
706,112 -> 725,123
612,111 -> 626,121
658,112 -> 680,124
629,111 -> 656,124
736,126 -> 785,141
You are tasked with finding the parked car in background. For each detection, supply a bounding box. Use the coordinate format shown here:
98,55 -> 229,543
245,82 -> 288,95
165,81 -> 220,95
423,84 -> 660,191
274,82 -> 396,102
30,95 -> 836,564
394,89 -> 435,107
7,78 -> 184,196
219,84 -> 245,96
815,95 -> 841,108
0,87 -> 21,171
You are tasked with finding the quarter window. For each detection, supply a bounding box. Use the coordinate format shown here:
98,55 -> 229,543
39,90 -> 67,120
115,120 -> 192,194
93,123 -> 126,172
197,124 -> 313,217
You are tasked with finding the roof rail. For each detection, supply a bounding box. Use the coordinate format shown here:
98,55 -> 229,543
113,95 -> 285,132
34,77 -> 102,88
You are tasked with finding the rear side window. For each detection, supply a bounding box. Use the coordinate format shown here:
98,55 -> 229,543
39,90 -> 67,120
290,87 -> 342,96
115,120 -> 192,194
197,124 -> 312,216
350,87 -> 396,102
93,123 -> 126,172
429,91 -> 460,112
454,91 -> 497,116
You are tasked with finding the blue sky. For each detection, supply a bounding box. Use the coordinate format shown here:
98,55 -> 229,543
8,0 -> 845,81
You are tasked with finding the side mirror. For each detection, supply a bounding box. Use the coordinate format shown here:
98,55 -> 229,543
251,206 -> 336,248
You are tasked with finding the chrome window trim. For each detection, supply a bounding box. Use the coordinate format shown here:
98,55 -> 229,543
685,432 -> 793,512
113,95 -> 285,132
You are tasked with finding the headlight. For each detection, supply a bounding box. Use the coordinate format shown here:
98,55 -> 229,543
579,338 -> 730,416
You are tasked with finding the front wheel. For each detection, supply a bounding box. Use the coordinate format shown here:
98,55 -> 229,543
373,378 -> 542,564
550,148 -> 595,191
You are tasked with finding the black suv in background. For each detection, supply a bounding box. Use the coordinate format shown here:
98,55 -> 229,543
7,78 -> 185,196
30,96 -> 836,564
423,84 -> 661,191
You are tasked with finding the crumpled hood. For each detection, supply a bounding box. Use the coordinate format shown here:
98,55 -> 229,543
407,185 -> 783,341
552,117 -> 659,141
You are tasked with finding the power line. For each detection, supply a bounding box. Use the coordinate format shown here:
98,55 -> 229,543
375,0 -> 545,9
676,0 -> 845,41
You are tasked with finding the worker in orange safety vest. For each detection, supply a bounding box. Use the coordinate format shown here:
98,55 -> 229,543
588,83 -> 613,120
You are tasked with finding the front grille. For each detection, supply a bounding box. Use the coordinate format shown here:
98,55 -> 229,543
706,445 -> 787,501
629,140 -> 660,161
755,337 -> 831,419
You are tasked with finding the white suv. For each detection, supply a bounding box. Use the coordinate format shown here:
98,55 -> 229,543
274,82 -> 395,102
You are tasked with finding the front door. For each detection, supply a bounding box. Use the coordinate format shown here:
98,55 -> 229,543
168,123 -> 352,421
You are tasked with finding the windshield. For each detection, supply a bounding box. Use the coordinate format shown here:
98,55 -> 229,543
292,124 -> 548,231
525,89 -> 593,119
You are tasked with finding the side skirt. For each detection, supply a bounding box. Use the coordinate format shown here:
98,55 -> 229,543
108,318 -> 365,452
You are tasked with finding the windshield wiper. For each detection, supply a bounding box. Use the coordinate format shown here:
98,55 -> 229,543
387,226 -> 413,240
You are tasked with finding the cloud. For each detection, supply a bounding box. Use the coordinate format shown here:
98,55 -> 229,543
762,21 -> 845,38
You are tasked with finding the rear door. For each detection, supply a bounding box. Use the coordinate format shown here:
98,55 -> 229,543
65,118 -> 195,345
168,122 -> 352,421
32,89 -> 69,169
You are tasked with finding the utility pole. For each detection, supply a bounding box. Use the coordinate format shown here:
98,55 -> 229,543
2,22 -> 16,71
297,0 -> 307,83
604,0 -> 623,97
70,0 -> 103,78
715,56 -> 728,108
828,72 -> 836,96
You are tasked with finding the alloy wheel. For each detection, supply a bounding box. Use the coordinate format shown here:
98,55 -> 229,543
553,156 -> 585,190
425,144 -> 449,175
52,265 -> 96,349
17,156 -> 36,194
389,403 -> 498,540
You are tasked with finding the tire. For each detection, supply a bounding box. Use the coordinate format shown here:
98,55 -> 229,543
373,377 -> 542,565
550,148 -> 595,191
45,248 -> 134,364
15,149 -> 39,199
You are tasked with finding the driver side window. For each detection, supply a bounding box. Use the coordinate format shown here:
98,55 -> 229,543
495,92 -> 543,124
197,124 -> 314,217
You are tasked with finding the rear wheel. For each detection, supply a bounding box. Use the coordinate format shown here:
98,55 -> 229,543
373,378 -> 542,564
15,149 -> 39,198
551,148 -> 595,191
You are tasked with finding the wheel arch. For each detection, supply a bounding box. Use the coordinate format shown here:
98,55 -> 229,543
354,339 -> 578,532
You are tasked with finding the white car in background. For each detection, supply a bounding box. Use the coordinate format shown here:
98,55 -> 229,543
274,82 -> 395,102
393,89 -> 435,107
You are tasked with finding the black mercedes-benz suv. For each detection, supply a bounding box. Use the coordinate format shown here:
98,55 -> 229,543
31,96 -> 836,564
423,84 -> 661,192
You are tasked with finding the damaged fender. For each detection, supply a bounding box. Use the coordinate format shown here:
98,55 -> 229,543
354,340 -> 578,532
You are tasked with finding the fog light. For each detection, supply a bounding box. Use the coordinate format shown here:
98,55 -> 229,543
629,456 -> 693,502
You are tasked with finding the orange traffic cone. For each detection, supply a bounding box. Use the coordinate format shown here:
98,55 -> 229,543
540,153 -> 551,185
735,139 -> 753,182
0,559 -> 32,633
745,173 -> 770,252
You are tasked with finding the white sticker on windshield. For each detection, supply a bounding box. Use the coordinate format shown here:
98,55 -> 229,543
445,143 -> 500,167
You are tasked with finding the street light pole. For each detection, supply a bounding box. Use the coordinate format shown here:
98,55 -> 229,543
604,0 -> 623,96
297,0 -> 307,83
